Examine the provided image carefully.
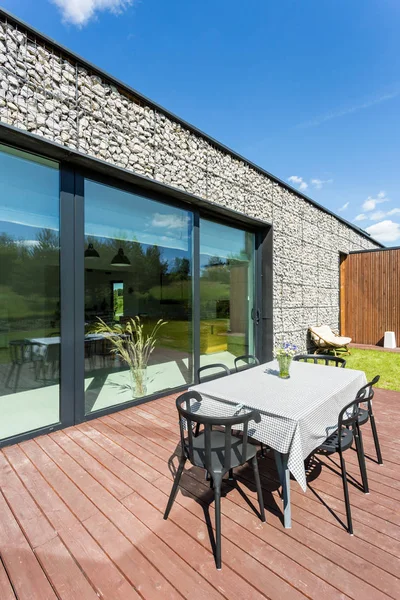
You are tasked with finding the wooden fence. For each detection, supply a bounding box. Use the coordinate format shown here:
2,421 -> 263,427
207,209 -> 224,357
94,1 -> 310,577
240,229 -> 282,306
340,248 -> 400,345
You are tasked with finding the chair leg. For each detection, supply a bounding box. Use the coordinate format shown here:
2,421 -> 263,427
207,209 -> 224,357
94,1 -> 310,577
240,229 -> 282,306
354,424 -> 369,494
339,450 -> 353,534
251,456 -> 266,522
214,477 -> 222,569
13,364 -> 22,393
370,414 -> 383,464
164,456 -> 186,520
5,363 -> 16,388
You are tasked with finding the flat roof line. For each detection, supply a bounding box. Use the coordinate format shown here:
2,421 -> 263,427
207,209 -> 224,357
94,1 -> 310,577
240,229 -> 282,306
0,7 -> 384,248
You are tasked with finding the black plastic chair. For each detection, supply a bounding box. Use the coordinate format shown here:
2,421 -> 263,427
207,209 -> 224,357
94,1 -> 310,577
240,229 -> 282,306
164,390 -> 265,569
234,354 -> 260,372
356,375 -> 382,464
316,384 -> 371,534
197,363 -> 230,383
293,354 -> 346,368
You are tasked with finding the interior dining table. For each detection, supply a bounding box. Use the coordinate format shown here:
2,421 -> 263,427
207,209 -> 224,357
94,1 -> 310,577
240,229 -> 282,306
190,359 -> 367,528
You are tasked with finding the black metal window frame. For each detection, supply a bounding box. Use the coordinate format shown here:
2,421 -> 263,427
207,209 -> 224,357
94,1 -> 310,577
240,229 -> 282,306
0,131 -> 273,446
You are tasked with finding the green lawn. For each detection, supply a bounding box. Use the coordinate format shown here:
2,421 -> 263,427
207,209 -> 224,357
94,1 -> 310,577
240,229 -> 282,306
345,349 -> 400,391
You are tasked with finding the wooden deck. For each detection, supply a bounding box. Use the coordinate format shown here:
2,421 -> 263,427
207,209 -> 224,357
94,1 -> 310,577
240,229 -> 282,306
0,389 -> 399,599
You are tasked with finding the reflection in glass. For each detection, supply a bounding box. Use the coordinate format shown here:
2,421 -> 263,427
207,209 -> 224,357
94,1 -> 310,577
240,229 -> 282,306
84,180 -> 193,414
199,219 -> 255,369
0,145 -> 60,439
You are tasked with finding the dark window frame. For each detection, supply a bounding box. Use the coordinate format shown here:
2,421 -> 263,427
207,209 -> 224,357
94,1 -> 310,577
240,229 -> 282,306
0,138 -> 273,446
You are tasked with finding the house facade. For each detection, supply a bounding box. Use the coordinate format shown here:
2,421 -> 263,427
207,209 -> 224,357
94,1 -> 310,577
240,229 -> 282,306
0,9 -> 381,446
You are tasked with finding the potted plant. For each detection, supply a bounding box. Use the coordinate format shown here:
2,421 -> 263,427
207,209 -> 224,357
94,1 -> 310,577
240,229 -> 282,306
94,316 -> 167,397
275,340 -> 298,379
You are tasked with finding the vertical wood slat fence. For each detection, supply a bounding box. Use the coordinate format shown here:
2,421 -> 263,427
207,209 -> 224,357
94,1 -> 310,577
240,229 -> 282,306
340,248 -> 400,345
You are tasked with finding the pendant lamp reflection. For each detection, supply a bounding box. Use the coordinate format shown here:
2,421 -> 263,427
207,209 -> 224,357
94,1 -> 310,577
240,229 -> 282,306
84,243 -> 100,258
111,248 -> 131,267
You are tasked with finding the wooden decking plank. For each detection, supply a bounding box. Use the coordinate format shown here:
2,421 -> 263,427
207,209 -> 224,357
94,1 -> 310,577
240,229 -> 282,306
55,431 -> 275,600
116,410 -> 178,451
123,492 -> 295,600
130,482 -> 347,600
50,430 -> 133,500
0,491 -> 57,600
77,421 -> 161,482
57,521 -> 141,600
0,452 -> 56,549
64,426 -> 161,491
20,439 -> 99,523
239,458 -> 400,558
180,471 -> 396,600
35,535 -> 99,600
35,431 -> 227,600
157,465 -> 400,591
63,423 -> 347,599
0,559 -> 16,600
83,512 -> 184,600
3,444 -> 78,532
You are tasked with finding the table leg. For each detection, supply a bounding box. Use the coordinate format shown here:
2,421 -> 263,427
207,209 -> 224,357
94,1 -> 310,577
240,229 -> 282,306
274,451 -> 291,529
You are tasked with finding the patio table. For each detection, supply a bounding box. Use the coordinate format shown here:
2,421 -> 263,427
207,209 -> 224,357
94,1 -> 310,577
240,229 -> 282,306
190,359 -> 366,528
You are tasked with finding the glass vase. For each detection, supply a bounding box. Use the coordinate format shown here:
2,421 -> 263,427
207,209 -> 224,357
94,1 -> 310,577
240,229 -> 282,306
277,355 -> 292,379
130,367 -> 148,398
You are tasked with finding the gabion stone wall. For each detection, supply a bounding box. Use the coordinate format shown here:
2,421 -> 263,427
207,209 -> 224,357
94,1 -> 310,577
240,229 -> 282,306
0,17 -> 379,350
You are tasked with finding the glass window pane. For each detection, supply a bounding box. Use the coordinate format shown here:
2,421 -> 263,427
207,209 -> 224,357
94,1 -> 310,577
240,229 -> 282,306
84,180 -> 193,414
200,219 -> 255,369
0,144 -> 60,439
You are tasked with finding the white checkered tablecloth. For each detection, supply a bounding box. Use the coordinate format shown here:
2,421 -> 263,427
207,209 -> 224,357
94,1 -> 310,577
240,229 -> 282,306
189,360 -> 367,491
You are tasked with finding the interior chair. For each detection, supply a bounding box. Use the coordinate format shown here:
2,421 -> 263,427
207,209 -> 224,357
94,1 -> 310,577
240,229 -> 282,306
5,340 -> 40,392
293,354 -> 346,368
197,363 -> 230,383
164,390 -> 265,569
234,354 -> 260,372
356,375 -> 382,465
315,383 -> 371,534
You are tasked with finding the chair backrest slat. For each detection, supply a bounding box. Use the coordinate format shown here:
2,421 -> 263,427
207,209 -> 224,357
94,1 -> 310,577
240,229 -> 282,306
337,375 -> 380,450
197,363 -> 230,383
176,391 -> 259,477
234,354 -> 260,372
293,354 -> 346,368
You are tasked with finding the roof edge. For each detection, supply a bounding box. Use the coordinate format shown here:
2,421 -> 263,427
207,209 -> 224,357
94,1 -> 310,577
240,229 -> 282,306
0,7 -> 384,248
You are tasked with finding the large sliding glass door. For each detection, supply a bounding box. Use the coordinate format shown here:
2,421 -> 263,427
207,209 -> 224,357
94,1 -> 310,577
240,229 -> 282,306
0,142 -> 265,444
199,218 -> 256,370
0,145 -> 60,440
83,179 -> 193,414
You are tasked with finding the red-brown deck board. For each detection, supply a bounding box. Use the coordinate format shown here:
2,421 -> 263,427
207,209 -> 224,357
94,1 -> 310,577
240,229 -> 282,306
0,389 -> 399,599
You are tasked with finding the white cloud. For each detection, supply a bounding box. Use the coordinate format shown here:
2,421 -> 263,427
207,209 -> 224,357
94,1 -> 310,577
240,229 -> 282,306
365,220 -> 400,243
151,213 -> 189,229
362,191 -> 389,212
388,208 -> 400,216
338,202 -> 349,212
370,210 -> 387,221
288,175 -> 308,191
311,178 -> 333,190
354,213 -> 367,221
50,0 -> 134,26
297,90 -> 400,128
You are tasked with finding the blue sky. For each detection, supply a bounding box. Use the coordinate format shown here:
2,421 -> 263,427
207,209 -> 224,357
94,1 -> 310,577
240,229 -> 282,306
3,0 -> 400,244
